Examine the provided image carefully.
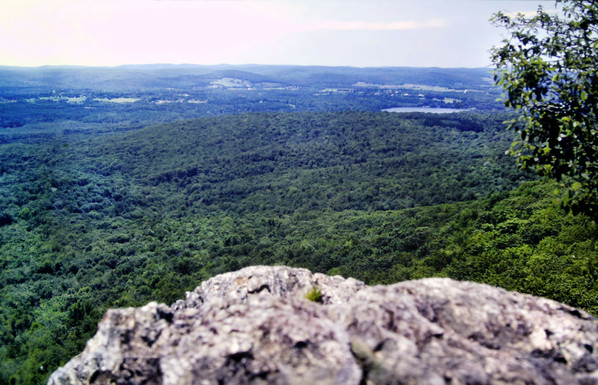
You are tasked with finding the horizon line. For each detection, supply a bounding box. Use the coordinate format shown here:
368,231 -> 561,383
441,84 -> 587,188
0,63 -> 494,70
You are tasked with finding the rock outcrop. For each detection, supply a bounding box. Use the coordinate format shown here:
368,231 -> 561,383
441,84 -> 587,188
49,266 -> 598,385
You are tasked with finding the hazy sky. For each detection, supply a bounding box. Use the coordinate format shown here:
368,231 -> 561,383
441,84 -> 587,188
0,0 -> 553,68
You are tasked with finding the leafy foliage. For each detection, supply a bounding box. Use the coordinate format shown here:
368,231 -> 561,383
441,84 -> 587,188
410,180 -> 598,314
491,0 -> 598,219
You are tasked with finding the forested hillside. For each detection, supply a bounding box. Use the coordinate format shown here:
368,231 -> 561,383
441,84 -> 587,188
1,110 -> 597,384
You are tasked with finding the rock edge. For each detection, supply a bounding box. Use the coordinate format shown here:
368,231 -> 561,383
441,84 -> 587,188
49,265 -> 598,385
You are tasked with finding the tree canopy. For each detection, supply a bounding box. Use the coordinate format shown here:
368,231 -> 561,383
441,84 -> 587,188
491,0 -> 598,219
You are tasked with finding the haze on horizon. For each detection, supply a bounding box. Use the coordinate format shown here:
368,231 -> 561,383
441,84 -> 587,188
1,0 -> 553,69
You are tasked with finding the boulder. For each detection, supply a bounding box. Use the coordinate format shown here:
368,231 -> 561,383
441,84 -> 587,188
49,266 -> 598,385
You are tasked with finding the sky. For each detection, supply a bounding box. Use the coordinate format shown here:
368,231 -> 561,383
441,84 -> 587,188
0,0 -> 554,68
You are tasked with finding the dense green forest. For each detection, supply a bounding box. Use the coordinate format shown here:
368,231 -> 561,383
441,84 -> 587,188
1,110 -> 597,384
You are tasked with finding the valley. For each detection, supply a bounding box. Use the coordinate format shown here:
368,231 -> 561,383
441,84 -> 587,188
0,65 -> 596,385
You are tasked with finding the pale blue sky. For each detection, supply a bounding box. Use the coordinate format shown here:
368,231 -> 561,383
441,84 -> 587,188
0,0 -> 553,68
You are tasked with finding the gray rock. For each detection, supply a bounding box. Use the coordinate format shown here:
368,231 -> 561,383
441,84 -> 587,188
49,266 -> 598,385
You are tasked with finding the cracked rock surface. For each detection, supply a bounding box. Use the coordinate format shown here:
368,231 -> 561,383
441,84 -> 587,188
49,265 -> 598,385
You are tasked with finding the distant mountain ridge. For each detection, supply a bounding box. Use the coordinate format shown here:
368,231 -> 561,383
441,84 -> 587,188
0,64 -> 494,91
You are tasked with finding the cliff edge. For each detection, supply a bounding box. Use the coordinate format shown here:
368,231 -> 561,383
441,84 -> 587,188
49,266 -> 598,384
